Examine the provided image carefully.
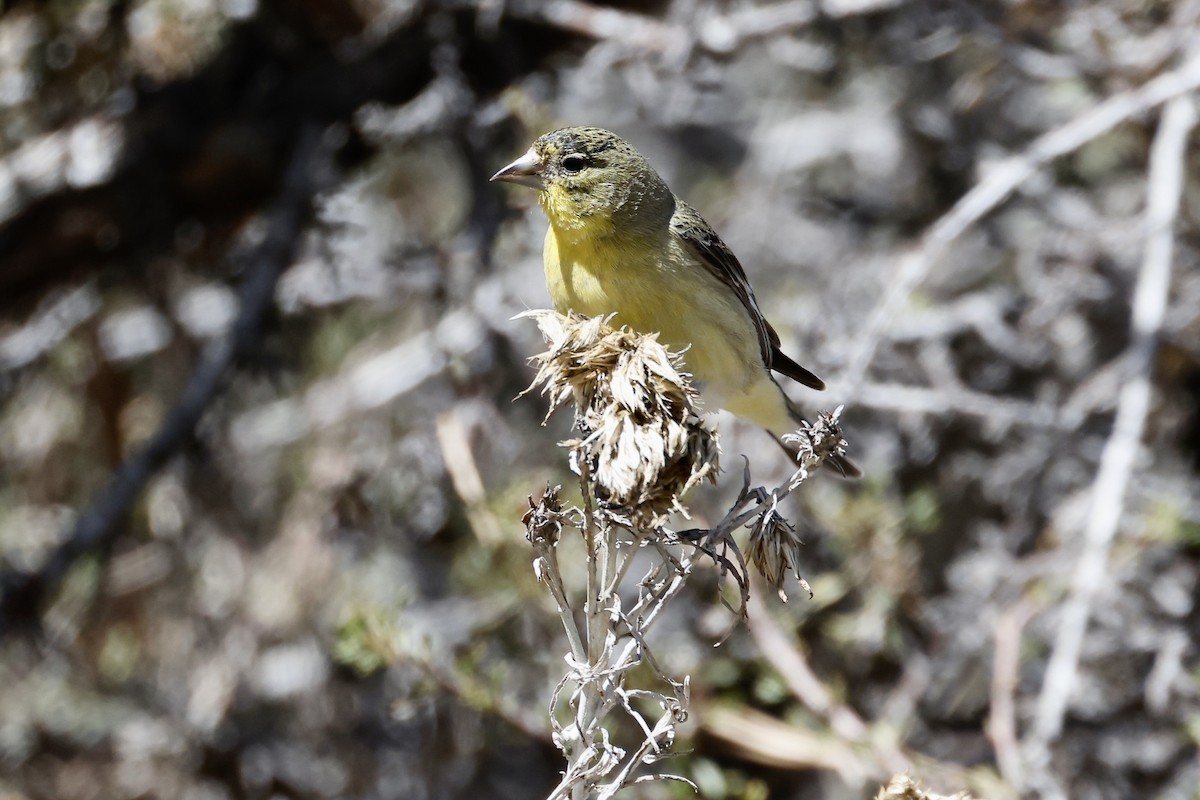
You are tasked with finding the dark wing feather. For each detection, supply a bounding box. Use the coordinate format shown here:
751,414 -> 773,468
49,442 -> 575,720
669,201 -> 825,391
770,348 -> 825,391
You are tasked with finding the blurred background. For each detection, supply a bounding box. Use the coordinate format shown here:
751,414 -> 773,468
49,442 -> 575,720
1,0 -> 1199,798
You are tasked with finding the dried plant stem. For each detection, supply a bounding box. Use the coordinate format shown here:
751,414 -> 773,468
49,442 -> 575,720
580,463 -> 601,663
605,528 -> 647,598
574,462 -> 604,800
543,544 -> 587,666
522,312 -> 850,799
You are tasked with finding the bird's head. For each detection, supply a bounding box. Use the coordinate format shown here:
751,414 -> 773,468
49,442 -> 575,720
492,127 -> 672,236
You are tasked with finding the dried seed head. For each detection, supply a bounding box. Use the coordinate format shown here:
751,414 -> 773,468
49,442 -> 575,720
523,484 -> 567,547
522,311 -> 720,523
746,502 -> 807,601
781,406 -> 849,478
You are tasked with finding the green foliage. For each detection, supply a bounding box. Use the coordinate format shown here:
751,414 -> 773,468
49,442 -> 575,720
1144,500 -> 1200,548
904,485 -> 941,536
333,606 -> 398,677
98,623 -> 141,683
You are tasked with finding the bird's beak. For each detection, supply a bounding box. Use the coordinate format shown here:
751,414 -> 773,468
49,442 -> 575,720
490,148 -> 545,190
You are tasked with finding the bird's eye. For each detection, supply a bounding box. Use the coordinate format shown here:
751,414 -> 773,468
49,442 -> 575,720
561,154 -> 587,173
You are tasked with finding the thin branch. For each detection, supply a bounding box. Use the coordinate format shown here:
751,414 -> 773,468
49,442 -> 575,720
1030,95 -> 1197,748
541,545 -> 589,666
436,409 -> 505,545
499,0 -> 688,54
610,549 -> 693,671
986,601 -> 1035,788
491,0 -> 863,56
824,382 -> 1067,429
0,125 -> 332,637
745,587 -> 913,778
523,313 -> 850,798
745,588 -> 870,743
575,460 -> 605,800
604,528 -> 647,598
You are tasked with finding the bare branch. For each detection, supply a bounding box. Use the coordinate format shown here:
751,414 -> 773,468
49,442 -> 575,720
841,53 -> 1200,392
490,0 -> 892,56
986,602 -> 1035,788
1030,94 -> 1196,750
826,382 -> 1067,429
500,0 -> 688,54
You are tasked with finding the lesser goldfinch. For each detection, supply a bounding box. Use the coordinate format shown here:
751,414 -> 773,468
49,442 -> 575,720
493,126 -> 857,477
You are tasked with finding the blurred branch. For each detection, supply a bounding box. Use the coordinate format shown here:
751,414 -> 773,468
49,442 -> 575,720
699,704 -> 866,783
0,284 -> 101,373
986,601 -> 1035,789
436,408 -> 505,546
744,586 -> 943,782
740,579 -> 1020,797
695,1 -> 817,54
490,0 -> 893,57
410,645 -> 552,743
885,289 -> 1040,366
499,0 -> 688,54
228,332 -> 446,451
826,383 -> 1067,430
1026,93 -> 1197,783
0,126 -> 333,637
841,52 -> 1200,392
699,704 -> 996,797
745,588 -> 872,746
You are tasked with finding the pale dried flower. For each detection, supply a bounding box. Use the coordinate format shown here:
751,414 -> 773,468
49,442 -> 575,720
780,407 -> 850,481
521,310 -> 719,523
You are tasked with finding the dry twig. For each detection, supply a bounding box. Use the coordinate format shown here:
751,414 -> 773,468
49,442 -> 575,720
987,601 -> 1036,788
486,0 -> 894,57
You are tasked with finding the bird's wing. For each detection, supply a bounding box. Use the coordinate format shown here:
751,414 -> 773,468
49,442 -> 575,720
670,201 -> 825,391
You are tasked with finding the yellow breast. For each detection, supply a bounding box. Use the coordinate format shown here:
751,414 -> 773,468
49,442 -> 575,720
528,164 -> 796,433
542,223 -> 764,404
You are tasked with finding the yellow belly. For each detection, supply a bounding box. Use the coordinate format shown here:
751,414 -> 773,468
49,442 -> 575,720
543,225 -> 794,431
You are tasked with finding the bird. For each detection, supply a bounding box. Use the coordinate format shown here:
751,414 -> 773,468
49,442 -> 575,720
492,126 -> 858,477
